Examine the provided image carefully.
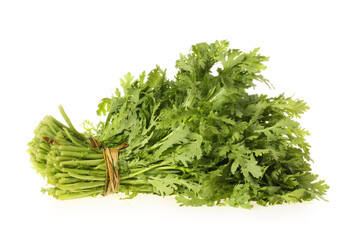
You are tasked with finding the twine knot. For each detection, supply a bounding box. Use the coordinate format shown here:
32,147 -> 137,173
89,138 -> 129,196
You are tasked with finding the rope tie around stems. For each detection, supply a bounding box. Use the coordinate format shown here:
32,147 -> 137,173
43,135 -> 128,196
89,137 -> 129,196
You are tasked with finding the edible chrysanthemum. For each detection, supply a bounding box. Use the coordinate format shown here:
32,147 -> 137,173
28,40 -> 329,208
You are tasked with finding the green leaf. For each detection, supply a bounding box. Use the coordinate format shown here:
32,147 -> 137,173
96,98 -> 111,116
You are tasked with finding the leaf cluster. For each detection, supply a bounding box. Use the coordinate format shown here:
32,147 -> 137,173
87,40 -> 328,207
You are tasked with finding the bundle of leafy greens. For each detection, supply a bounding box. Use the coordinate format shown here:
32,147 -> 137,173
28,40 -> 328,208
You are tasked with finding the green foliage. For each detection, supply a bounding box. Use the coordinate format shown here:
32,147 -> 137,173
29,40 -> 329,208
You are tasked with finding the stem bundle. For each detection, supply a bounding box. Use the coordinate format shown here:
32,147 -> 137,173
28,113 -> 176,200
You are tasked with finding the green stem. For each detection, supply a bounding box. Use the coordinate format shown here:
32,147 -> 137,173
59,151 -> 103,159
67,172 -> 106,181
63,128 -> 88,148
60,159 -> 105,167
39,143 -> 51,151
58,177 -> 81,184
58,105 -> 87,141
54,173 -> 70,178
120,179 -> 148,185
60,167 -> 106,176
55,145 -> 94,152
209,88 -> 225,102
58,181 -> 105,191
121,161 -> 169,180
148,126 -> 181,151
55,187 -> 103,200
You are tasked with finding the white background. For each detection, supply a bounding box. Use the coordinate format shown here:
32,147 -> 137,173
0,0 -> 358,239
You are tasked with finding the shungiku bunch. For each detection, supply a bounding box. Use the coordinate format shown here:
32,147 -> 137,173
28,41 -> 328,208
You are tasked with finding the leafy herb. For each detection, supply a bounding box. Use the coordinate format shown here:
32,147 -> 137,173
28,40 -> 328,208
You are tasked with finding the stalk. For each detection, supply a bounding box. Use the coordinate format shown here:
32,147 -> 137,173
121,161 -> 172,180
58,105 -> 86,141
